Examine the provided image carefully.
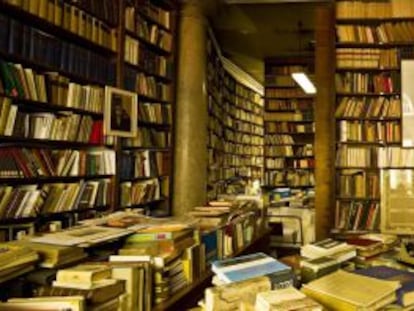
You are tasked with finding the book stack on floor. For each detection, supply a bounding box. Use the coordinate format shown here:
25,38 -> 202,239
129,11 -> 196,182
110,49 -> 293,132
35,263 -> 127,311
0,243 -> 39,283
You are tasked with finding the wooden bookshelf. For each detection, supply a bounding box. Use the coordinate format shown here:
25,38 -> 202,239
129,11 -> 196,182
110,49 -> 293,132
0,0 -> 178,233
206,29 -> 264,201
120,0 -> 176,217
333,0 -> 412,235
263,59 -> 315,191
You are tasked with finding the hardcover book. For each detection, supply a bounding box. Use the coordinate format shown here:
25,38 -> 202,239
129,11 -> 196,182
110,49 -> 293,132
302,270 -> 400,311
255,286 -> 323,311
211,252 -> 292,286
204,276 -> 271,311
354,266 -> 414,306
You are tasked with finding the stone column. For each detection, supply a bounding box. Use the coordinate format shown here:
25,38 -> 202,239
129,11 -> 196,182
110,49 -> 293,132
172,0 -> 209,215
314,4 -> 336,239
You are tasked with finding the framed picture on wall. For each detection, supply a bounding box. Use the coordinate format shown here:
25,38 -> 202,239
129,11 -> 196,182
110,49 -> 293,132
104,86 -> 138,137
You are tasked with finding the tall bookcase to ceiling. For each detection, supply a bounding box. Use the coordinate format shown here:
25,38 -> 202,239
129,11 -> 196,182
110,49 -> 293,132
206,29 -> 264,201
263,58 -> 316,196
333,0 -> 414,235
121,0 -> 176,216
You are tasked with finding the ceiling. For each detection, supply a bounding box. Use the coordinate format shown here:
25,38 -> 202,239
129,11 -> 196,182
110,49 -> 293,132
210,1 -> 329,84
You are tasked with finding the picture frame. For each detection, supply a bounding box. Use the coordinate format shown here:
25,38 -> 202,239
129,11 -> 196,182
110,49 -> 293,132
104,86 -> 138,137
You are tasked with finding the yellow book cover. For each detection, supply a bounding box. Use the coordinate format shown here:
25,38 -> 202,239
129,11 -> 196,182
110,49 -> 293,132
301,270 -> 399,311
204,276 -> 271,311
56,264 -> 112,284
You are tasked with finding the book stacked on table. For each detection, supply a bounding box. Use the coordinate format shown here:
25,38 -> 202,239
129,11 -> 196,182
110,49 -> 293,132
255,286 -> 323,311
300,256 -> 341,283
0,296 -> 85,311
0,243 -> 39,284
302,269 -> 400,311
110,251 -> 189,307
211,252 -> 294,289
300,238 -> 357,263
37,264 -> 127,311
8,240 -> 87,268
204,276 -> 272,311
353,266 -> 414,310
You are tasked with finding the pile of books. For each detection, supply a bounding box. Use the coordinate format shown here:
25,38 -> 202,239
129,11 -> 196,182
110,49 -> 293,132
36,263 -> 127,310
0,244 -> 39,283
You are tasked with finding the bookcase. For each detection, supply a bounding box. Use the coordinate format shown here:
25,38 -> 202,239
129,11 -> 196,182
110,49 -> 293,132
333,0 -> 414,235
0,0 -> 177,237
120,0 -> 175,216
206,30 -> 264,201
263,59 -> 315,193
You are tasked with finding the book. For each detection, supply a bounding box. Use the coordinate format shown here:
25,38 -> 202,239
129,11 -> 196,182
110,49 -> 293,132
300,256 -> 340,283
255,286 -> 323,311
204,276 -> 271,311
354,266 -> 414,306
0,296 -> 85,310
55,264 -> 112,285
300,238 -> 356,260
30,225 -> 132,247
302,270 -> 400,311
52,278 -> 117,290
125,225 -> 193,242
37,279 -> 125,305
211,252 -> 293,287
7,240 -> 87,268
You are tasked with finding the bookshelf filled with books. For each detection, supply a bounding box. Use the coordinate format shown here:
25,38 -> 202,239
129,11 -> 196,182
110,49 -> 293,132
333,0 -> 414,235
0,0 -> 178,233
121,0 -> 175,216
0,0 -> 120,232
206,30 -> 264,201
263,60 -> 315,193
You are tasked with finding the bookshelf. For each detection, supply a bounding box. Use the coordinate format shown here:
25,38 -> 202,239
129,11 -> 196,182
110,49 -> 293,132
206,30 -> 264,201
0,0 -> 119,236
0,0 -> 178,236
263,60 -> 315,192
121,0 -> 176,217
333,0 -> 414,235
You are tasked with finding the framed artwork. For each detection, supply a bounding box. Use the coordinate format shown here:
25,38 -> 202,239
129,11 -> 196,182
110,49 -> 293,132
104,86 -> 138,137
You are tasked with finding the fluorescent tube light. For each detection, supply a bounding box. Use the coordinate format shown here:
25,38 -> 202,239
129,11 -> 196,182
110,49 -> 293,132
291,72 -> 316,94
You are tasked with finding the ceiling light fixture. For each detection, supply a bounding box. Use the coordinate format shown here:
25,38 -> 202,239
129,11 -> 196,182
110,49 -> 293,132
291,72 -> 316,94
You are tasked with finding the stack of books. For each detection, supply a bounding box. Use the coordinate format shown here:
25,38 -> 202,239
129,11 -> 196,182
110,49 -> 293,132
38,264 -> 127,310
110,251 -> 189,306
0,296 -> 85,310
300,238 -> 357,263
204,276 -> 272,310
302,269 -> 400,311
120,223 -> 195,256
255,286 -> 323,311
8,240 -> 87,268
353,266 -> 414,309
0,244 -> 39,283
211,252 -> 294,289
